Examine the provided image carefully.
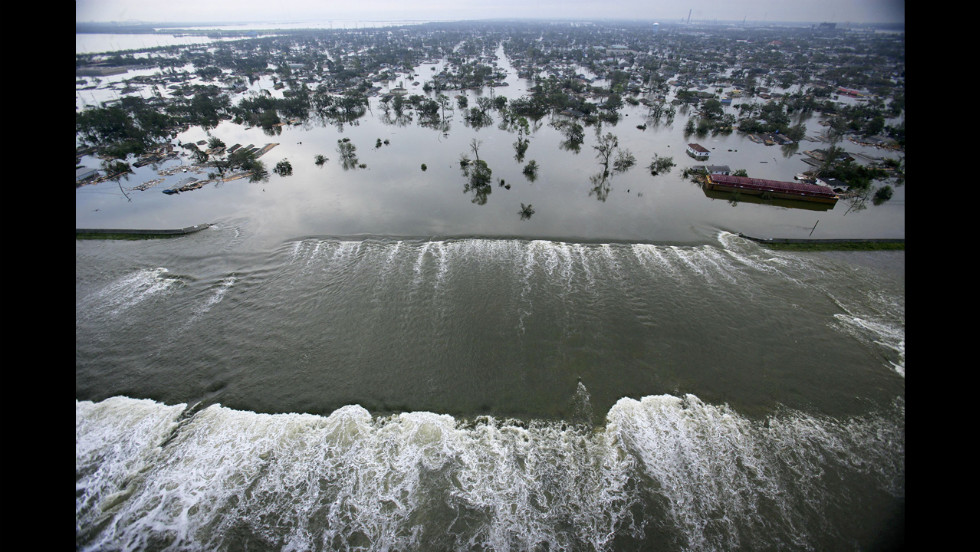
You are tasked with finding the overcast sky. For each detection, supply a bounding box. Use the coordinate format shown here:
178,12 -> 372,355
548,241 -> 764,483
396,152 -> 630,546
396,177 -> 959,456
76,0 -> 905,25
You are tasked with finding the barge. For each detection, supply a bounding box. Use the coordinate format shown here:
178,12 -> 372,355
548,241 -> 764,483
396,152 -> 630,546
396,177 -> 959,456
704,174 -> 839,206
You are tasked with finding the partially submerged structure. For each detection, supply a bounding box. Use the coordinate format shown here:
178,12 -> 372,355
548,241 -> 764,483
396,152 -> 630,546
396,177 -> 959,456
686,143 -> 710,159
705,174 -> 839,205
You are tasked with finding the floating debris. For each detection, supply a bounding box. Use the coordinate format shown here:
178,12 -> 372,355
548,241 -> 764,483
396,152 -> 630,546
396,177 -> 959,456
131,178 -> 165,191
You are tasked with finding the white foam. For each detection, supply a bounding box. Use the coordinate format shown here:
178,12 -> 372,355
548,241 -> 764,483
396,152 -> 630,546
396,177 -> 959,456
75,398 -> 644,551
572,243 -> 595,287
667,246 -> 711,282
330,241 -> 361,265
81,267 -> 179,317
631,242 -> 678,277
607,394 -> 905,549
412,241 -> 431,287
833,314 -> 906,377
77,394 -> 904,551
434,241 -> 449,289
76,397 -> 188,543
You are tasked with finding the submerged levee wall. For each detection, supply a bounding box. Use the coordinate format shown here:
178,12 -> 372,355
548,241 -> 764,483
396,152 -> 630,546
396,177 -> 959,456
76,223 -> 211,239
738,233 -> 904,248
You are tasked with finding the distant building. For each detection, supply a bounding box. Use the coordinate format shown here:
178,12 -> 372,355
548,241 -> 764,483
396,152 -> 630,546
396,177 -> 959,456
687,143 -> 710,159
605,44 -> 636,57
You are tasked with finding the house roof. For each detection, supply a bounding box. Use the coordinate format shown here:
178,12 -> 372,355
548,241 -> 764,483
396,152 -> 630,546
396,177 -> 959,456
687,143 -> 709,153
76,167 -> 99,180
702,165 -> 731,173
710,174 -> 838,198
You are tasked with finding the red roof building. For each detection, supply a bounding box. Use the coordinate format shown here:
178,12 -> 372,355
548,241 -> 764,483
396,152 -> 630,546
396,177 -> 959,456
686,143 -> 710,159
705,174 -> 839,205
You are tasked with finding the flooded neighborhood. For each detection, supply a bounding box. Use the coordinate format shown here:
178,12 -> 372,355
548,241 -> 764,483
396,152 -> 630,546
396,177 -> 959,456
76,19 -> 904,244
77,11 -> 905,552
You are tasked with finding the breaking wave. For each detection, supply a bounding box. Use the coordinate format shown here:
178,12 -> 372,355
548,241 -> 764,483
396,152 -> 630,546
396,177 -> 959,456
77,393 -> 904,551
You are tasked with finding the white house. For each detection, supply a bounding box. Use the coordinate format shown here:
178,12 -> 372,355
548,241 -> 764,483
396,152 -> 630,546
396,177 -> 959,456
687,143 -> 710,159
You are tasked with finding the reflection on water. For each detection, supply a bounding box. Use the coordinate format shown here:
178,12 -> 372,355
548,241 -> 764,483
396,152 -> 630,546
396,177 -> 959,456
702,187 -> 837,212
76,38 -> 904,245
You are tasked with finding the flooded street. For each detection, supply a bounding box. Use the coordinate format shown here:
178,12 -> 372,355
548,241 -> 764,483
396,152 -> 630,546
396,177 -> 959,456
76,40 -> 903,247
77,22 -> 904,551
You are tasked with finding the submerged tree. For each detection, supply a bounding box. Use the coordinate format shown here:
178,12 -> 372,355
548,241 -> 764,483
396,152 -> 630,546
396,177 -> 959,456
587,133 -> 633,201
523,160 -> 539,182
593,132 -> 619,171
248,162 -> 269,183
337,138 -> 359,170
613,149 -> 636,173
873,185 -> 893,205
274,159 -> 293,176
588,172 -> 611,202
463,159 -> 492,204
647,155 -> 676,176
519,203 -> 535,220
460,148 -> 492,205
512,116 -> 531,162
514,135 -> 529,163
552,119 -> 585,153
314,154 -> 327,166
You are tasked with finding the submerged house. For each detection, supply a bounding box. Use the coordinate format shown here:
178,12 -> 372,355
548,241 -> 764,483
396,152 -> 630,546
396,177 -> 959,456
698,165 -> 731,175
686,143 -> 710,159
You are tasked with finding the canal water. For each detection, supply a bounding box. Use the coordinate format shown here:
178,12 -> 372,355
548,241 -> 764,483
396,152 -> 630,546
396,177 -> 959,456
77,32 -> 904,551
76,226 -> 904,551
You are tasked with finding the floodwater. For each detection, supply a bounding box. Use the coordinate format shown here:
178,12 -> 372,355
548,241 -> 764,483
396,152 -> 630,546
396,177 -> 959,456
76,32 -> 905,551
76,43 -> 904,247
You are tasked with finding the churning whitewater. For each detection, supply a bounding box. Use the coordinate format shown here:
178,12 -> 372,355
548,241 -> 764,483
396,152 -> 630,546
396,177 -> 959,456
76,391 -> 903,551
76,231 -> 904,550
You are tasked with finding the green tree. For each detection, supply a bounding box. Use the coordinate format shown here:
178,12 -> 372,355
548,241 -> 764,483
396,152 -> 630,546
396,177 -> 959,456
519,203 -> 535,220
274,159 -> 293,176
613,149 -> 636,173
647,155 -> 675,176
593,133 -> 619,174
248,162 -> 269,183
873,185 -> 893,205
514,136 -> 529,162
463,159 -> 492,205
523,160 -> 539,181
700,98 -> 724,120
207,136 -> 225,151
337,138 -> 359,170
